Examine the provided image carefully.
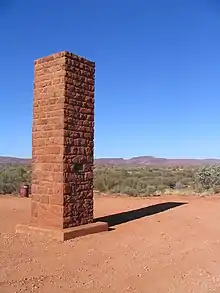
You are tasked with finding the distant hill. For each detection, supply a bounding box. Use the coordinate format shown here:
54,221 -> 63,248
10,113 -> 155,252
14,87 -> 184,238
0,155 -> 220,166
0,156 -> 31,165
95,156 -> 220,166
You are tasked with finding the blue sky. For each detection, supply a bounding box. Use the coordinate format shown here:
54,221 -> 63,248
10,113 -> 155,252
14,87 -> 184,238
0,0 -> 220,159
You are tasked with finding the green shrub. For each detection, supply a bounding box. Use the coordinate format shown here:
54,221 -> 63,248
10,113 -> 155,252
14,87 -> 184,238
1,163 -> 218,197
0,164 -> 31,194
194,165 -> 220,190
94,165 -> 195,196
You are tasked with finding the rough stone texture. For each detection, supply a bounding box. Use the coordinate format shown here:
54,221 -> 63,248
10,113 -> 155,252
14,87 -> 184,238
31,51 -> 95,230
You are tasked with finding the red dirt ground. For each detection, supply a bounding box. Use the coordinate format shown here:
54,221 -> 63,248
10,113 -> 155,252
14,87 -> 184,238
1,195 -> 220,293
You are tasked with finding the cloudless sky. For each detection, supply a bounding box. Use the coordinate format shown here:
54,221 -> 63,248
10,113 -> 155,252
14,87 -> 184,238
0,0 -> 220,159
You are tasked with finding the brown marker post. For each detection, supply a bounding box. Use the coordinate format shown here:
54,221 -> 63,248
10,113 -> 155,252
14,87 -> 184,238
16,51 -> 108,241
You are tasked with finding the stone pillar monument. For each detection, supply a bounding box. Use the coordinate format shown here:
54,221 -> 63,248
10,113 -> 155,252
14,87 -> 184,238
16,51 -> 108,241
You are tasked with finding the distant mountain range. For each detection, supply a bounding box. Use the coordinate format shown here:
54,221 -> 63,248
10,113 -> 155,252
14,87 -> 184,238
1,156 -> 220,166
0,156 -> 31,165
95,156 -> 220,166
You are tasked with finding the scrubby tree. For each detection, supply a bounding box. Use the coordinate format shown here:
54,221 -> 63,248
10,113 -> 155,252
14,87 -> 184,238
194,165 -> 220,190
0,164 -> 31,194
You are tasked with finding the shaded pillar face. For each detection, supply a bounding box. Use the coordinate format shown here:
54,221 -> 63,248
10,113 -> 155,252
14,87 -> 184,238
31,51 -> 95,229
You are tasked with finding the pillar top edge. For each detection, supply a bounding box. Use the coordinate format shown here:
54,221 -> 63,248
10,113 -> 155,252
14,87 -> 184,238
34,51 -> 95,65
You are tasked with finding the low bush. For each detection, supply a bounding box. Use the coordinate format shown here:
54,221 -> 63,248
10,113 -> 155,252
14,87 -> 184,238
0,163 -> 219,196
0,164 -> 31,194
194,165 -> 220,190
94,165 -> 195,196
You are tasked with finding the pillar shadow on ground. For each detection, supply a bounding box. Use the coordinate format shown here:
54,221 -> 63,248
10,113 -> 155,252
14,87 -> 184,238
94,202 -> 187,228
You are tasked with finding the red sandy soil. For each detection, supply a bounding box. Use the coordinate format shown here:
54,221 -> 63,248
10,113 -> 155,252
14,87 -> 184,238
1,195 -> 220,293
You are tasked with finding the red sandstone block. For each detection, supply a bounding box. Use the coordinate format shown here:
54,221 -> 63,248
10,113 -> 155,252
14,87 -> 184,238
40,154 -> 63,163
52,77 -> 65,85
46,146 -> 62,155
33,171 -> 52,182
53,164 -> 63,172
47,98 -> 63,105
76,184 -> 92,192
79,107 -> 93,114
35,52 -> 66,64
52,172 -> 63,183
63,203 -> 78,218
36,80 -> 53,88
36,203 -> 63,229
34,73 -> 54,83
50,192 -> 63,206
40,195 -> 50,204
63,184 -> 70,194
40,163 -> 52,172
45,130 -> 63,138
32,148 -> 47,156
36,55 -> 55,64
52,183 -> 63,194
16,222 -> 108,241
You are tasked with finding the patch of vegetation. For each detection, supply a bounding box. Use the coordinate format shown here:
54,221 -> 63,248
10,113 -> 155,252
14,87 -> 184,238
0,163 -> 219,196
194,165 -> 220,193
94,165 -> 196,196
0,164 -> 31,194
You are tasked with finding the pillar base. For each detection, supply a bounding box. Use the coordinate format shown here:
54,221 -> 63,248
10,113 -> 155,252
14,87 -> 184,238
16,222 -> 108,241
